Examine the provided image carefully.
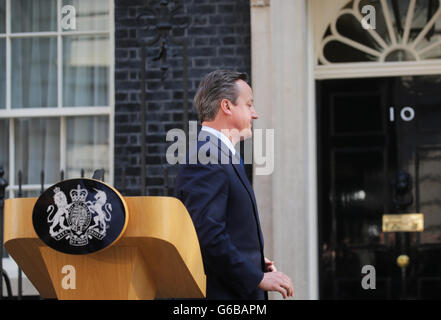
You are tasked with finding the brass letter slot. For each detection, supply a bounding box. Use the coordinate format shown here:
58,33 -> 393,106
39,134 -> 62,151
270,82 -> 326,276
382,213 -> 424,232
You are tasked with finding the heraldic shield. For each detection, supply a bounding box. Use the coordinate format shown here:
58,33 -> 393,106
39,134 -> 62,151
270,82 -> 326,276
32,178 -> 128,255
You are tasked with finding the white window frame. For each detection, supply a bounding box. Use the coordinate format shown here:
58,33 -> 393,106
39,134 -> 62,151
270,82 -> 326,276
0,0 -> 115,198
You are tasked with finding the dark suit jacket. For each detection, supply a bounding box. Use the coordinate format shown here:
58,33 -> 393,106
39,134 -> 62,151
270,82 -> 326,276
175,131 -> 266,300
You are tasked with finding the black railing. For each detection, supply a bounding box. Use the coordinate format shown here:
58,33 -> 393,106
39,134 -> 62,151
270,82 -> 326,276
0,165 -> 9,299
1,269 -> 12,298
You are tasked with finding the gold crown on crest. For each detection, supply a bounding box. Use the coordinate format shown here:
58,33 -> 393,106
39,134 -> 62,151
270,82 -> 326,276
70,184 -> 88,202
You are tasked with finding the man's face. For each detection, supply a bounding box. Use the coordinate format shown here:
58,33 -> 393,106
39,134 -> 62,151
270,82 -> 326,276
229,79 -> 258,140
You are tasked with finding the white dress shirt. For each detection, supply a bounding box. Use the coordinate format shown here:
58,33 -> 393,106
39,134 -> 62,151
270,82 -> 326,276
201,126 -> 236,156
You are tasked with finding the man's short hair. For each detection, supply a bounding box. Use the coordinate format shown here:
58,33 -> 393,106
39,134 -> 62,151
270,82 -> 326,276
194,70 -> 248,123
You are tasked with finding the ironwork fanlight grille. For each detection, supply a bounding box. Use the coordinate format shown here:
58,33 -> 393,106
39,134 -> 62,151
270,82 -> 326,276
319,0 -> 441,64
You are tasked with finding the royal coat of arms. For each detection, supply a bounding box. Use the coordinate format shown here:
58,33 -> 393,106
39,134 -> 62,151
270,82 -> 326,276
47,184 -> 112,246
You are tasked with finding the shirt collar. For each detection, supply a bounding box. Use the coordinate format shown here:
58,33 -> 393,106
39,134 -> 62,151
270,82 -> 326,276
201,126 -> 236,156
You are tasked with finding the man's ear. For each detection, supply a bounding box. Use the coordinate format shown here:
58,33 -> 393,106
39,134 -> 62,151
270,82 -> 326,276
219,98 -> 233,116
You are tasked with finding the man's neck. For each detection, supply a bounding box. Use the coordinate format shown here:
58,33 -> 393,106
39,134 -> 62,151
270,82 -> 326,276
201,122 -> 239,146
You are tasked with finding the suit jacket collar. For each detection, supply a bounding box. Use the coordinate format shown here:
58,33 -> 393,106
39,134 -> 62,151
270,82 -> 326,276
202,131 -> 251,188
200,130 -> 254,197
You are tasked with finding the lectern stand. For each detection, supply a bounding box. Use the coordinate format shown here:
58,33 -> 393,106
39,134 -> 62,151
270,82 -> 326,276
3,196 -> 206,300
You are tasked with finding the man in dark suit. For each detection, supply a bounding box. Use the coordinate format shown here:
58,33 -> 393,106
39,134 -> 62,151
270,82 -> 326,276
175,70 -> 294,300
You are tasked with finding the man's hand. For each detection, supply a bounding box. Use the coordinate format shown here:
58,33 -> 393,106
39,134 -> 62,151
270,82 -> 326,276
264,257 -> 277,272
258,271 -> 294,299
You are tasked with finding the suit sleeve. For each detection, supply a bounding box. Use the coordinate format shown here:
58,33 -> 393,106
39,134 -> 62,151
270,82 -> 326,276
176,163 -> 264,298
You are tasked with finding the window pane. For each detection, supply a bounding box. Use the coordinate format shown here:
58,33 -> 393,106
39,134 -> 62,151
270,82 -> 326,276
63,35 -> 109,107
0,38 -> 5,109
0,119 -> 9,182
11,37 -> 57,108
14,118 -> 60,185
62,0 -> 109,32
66,116 -> 109,181
0,0 -> 5,33
11,0 -> 57,33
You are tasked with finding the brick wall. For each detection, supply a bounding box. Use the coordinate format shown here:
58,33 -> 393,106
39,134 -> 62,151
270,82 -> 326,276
114,0 -> 251,196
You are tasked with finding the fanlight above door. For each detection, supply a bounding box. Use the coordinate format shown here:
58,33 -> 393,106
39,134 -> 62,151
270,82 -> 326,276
319,0 -> 441,64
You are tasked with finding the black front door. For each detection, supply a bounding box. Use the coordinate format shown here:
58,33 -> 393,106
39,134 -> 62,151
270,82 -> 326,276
318,75 -> 441,299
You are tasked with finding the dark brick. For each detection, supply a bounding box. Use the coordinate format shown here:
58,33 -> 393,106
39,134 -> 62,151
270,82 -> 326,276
209,15 -> 223,25
218,26 -> 235,35
148,124 -> 159,132
129,49 -> 137,59
117,81 -> 140,90
147,188 -> 163,196
115,0 -> 143,6
193,37 -> 210,46
173,113 -> 183,121
130,92 -> 139,102
192,5 -> 216,15
146,135 -> 165,143
129,135 -> 139,144
209,57 -> 223,66
189,68 -> 211,78
219,47 -> 234,55
172,70 -> 183,78
147,166 -> 165,176
130,157 -> 138,166
115,136 -> 128,145
146,156 -> 162,165
125,167 -> 141,175
209,37 -> 221,46
173,91 -> 184,99
222,36 -> 236,45
223,15 -> 237,24
194,58 -> 209,67
115,49 -> 128,59
128,8 -> 137,18
146,177 -> 165,185
129,29 -> 137,39
130,72 -> 138,80
189,27 -> 215,36
119,125 -> 141,134
116,93 -> 128,102
148,145 -> 159,153
145,70 -> 162,79
116,60 -> 142,69
147,102 -> 161,111
116,30 -> 128,39
115,0 -> 251,193
145,91 -> 171,100
147,81 -> 162,90
217,4 -> 234,14
163,81 -> 184,90
164,123 -> 182,131
115,71 -> 127,80
235,46 -> 249,55
188,47 -> 216,57
164,101 -> 183,111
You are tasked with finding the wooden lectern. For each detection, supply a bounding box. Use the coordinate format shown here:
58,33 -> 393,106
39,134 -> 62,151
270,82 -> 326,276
3,196 -> 206,300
